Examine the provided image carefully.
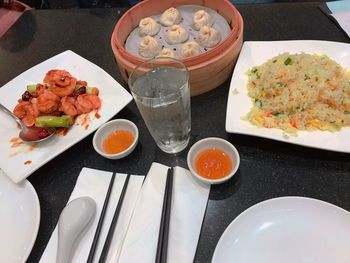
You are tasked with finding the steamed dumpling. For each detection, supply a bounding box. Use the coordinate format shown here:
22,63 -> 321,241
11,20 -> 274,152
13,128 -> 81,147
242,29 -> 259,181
158,48 -> 175,58
160,7 -> 182,27
138,36 -> 162,58
166,25 -> 189,45
139,17 -> 161,37
180,42 -> 201,58
196,26 -> 221,48
191,10 -> 214,31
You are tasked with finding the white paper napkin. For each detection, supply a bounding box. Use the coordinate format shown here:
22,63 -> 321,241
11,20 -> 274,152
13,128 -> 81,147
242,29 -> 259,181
331,12 -> 350,38
118,162 -> 210,263
39,167 -> 144,263
326,0 -> 350,38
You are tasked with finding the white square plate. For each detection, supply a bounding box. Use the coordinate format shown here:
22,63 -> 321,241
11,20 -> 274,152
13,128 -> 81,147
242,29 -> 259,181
225,40 -> 350,153
0,50 -> 132,183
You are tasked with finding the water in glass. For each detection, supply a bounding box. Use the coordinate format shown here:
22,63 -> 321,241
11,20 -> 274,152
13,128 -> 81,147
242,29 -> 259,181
132,67 -> 190,153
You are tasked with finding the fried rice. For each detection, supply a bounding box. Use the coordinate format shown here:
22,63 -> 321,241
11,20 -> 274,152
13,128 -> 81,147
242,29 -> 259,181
245,52 -> 350,134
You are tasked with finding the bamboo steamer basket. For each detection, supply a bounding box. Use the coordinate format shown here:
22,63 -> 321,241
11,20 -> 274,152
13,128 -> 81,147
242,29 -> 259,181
111,0 -> 243,96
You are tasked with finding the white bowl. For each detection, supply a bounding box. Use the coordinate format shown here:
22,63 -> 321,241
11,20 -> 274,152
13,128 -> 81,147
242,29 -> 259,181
187,137 -> 240,184
93,119 -> 139,159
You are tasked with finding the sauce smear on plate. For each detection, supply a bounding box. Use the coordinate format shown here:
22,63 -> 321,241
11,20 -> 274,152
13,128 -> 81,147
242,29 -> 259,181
103,130 -> 134,154
195,148 -> 233,179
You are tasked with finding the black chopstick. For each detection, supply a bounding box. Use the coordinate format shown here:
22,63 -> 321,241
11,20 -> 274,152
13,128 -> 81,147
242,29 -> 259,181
87,172 -> 116,263
156,167 -> 174,263
98,174 -> 131,263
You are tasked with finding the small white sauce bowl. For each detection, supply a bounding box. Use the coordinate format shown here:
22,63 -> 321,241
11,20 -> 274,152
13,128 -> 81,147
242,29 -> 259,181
187,137 -> 240,185
93,119 -> 139,159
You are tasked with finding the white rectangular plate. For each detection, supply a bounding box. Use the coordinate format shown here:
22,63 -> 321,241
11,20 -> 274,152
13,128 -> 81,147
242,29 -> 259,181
225,40 -> 350,153
0,50 -> 132,183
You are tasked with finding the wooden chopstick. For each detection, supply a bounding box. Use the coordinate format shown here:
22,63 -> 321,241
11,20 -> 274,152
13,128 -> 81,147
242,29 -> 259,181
98,174 -> 131,263
156,167 -> 174,263
87,172 -> 116,263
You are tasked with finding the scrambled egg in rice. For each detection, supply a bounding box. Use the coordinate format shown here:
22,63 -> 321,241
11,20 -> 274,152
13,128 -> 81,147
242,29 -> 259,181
246,52 -> 350,134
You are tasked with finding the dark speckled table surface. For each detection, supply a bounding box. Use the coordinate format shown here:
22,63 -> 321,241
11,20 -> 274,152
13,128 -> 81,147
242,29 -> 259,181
1,2 -> 350,263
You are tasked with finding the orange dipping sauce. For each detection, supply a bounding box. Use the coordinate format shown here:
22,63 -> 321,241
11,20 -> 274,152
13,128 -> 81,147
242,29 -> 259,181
195,148 -> 233,179
102,130 -> 134,154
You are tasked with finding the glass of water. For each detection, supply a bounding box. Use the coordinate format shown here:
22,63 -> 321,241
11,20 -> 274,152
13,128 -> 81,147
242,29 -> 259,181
128,57 -> 191,154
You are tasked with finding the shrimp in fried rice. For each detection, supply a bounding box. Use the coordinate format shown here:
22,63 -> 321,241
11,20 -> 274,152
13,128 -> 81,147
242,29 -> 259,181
44,69 -> 77,97
75,94 -> 101,113
13,101 -> 40,127
60,96 -> 78,117
37,90 -> 60,114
